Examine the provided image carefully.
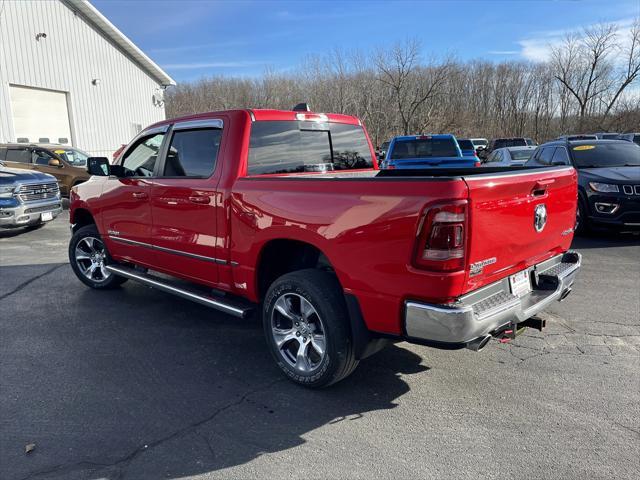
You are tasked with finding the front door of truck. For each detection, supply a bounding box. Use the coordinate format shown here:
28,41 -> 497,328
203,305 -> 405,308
149,120 -> 224,285
99,127 -> 168,267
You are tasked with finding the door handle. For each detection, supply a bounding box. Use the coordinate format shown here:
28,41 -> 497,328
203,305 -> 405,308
188,195 -> 210,205
132,191 -> 148,199
532,179 -> 554,196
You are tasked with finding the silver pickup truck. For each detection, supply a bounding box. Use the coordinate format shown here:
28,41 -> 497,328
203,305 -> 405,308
0,161 -> 62,228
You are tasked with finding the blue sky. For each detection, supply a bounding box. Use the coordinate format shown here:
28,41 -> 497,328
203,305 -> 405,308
93,0 -> 640,83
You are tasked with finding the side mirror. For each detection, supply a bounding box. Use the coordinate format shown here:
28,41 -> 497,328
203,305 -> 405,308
87,157 -> 110,176
48,158 -> 62,168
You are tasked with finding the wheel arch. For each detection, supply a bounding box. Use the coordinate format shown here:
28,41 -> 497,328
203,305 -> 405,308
255,238 -> 335,301
70,207 -> 95,233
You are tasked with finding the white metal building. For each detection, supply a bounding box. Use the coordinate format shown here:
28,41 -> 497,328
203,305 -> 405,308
0,0 -> 175,158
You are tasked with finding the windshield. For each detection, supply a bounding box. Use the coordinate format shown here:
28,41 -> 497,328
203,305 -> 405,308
509,149 -> 534,161
457,139 -> 474,150
572,143 -> 640,167
390,138 -> 459,159
53,148 -> 89,166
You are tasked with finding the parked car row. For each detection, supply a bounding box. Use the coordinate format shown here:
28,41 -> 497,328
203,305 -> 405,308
557,132 -> 640,145
374,130 -> 639,234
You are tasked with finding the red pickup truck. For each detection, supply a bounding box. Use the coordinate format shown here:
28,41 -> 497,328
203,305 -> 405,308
69,108 -> 581,387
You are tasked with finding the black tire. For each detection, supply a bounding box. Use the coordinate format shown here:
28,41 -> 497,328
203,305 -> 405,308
575,196 -> 590,236
263,269 -> 358,388
69,224 -> 127,289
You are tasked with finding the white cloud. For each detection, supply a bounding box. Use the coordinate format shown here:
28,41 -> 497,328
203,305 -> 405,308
488,50 -> 519,55
518,18 -> 637,62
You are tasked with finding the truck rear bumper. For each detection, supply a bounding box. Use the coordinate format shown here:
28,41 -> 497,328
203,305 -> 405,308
403,251 -> 581,346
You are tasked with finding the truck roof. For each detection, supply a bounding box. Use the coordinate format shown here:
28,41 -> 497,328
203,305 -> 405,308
148,109 -> 362,130
392,134 -> 455,141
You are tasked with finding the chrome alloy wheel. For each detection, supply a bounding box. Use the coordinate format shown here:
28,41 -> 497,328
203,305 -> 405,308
74,236 -> 112,283
270,293 -> 327,373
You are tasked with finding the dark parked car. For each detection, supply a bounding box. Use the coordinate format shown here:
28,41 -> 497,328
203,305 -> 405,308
556,134 -> 598,141
480,137 -> 528,159
526,139 -> 640,233
0,143 -> 91,196
594,132 -> 621,140
619,133 -> 640,146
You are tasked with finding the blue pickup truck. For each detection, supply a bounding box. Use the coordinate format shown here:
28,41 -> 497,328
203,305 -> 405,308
381,134 -> 480,169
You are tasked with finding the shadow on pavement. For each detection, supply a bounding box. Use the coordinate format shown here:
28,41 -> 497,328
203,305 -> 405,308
0,264 -> 428,480
571,230 -> 640,250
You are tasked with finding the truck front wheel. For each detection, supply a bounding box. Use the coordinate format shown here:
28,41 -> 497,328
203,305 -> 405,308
263,269 -> 359,388
69,224 -> 127,289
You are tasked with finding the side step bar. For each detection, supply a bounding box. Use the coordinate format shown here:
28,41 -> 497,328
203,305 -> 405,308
106,265 -> 254,318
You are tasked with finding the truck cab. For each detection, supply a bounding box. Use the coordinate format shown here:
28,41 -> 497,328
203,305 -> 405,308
382,134 -> 479,169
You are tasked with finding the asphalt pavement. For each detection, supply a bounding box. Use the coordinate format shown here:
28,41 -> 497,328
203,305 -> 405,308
1,211 -> 638,480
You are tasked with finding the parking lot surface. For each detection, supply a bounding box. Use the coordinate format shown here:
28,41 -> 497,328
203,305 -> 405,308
1,211 -> 639,480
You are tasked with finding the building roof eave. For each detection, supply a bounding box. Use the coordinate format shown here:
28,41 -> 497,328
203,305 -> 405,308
63,0 -> 176,87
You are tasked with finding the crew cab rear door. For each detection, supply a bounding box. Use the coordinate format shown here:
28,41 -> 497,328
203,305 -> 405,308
149,119 -> 225,285
462,167 -> 577,293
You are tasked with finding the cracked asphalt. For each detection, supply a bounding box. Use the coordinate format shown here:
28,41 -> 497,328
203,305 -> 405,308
1,211 -> 639,480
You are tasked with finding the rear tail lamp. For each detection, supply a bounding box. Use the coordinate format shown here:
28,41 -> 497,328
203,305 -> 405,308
414,202 -> 467,272
474,160 -> 481,167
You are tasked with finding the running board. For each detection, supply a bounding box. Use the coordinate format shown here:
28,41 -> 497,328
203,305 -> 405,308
106,265 -> 253,318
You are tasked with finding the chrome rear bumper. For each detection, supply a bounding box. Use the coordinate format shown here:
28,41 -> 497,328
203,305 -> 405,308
404,251 -> 581,346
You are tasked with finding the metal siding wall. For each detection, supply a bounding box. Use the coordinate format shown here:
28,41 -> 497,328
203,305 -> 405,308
0,0 -> 166,157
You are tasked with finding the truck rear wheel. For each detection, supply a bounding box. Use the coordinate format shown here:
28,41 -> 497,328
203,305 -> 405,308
69,224 -> 127,289
263,269 -> 359,388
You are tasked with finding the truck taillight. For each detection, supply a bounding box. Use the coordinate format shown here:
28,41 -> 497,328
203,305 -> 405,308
296,113 -> 328,122
414,202 -> 467,272
474,160 -> 481,167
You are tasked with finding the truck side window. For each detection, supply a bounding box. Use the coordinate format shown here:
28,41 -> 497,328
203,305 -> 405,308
538,147 -> 555,165
248,121 -> 373,175
551,147 -> 570,165
33,150 -> 55,165
121,133 -> 165,177
163,128 -> 222,177
5,148 -> 31,163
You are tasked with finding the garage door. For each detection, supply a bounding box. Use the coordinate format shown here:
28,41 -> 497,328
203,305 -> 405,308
9,85 -> 72,145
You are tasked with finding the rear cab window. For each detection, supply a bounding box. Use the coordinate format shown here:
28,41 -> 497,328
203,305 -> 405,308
247,121 -> 373,175
457,139 -> 474,150
390,137 -> 459,159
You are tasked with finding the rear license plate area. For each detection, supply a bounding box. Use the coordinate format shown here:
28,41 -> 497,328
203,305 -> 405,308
509,270 -> 532,297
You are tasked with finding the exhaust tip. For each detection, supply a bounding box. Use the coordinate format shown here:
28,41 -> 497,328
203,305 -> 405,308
466,335 -> 491,352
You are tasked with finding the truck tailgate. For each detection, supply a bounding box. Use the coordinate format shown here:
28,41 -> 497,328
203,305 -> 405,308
462,167 -> 577,294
